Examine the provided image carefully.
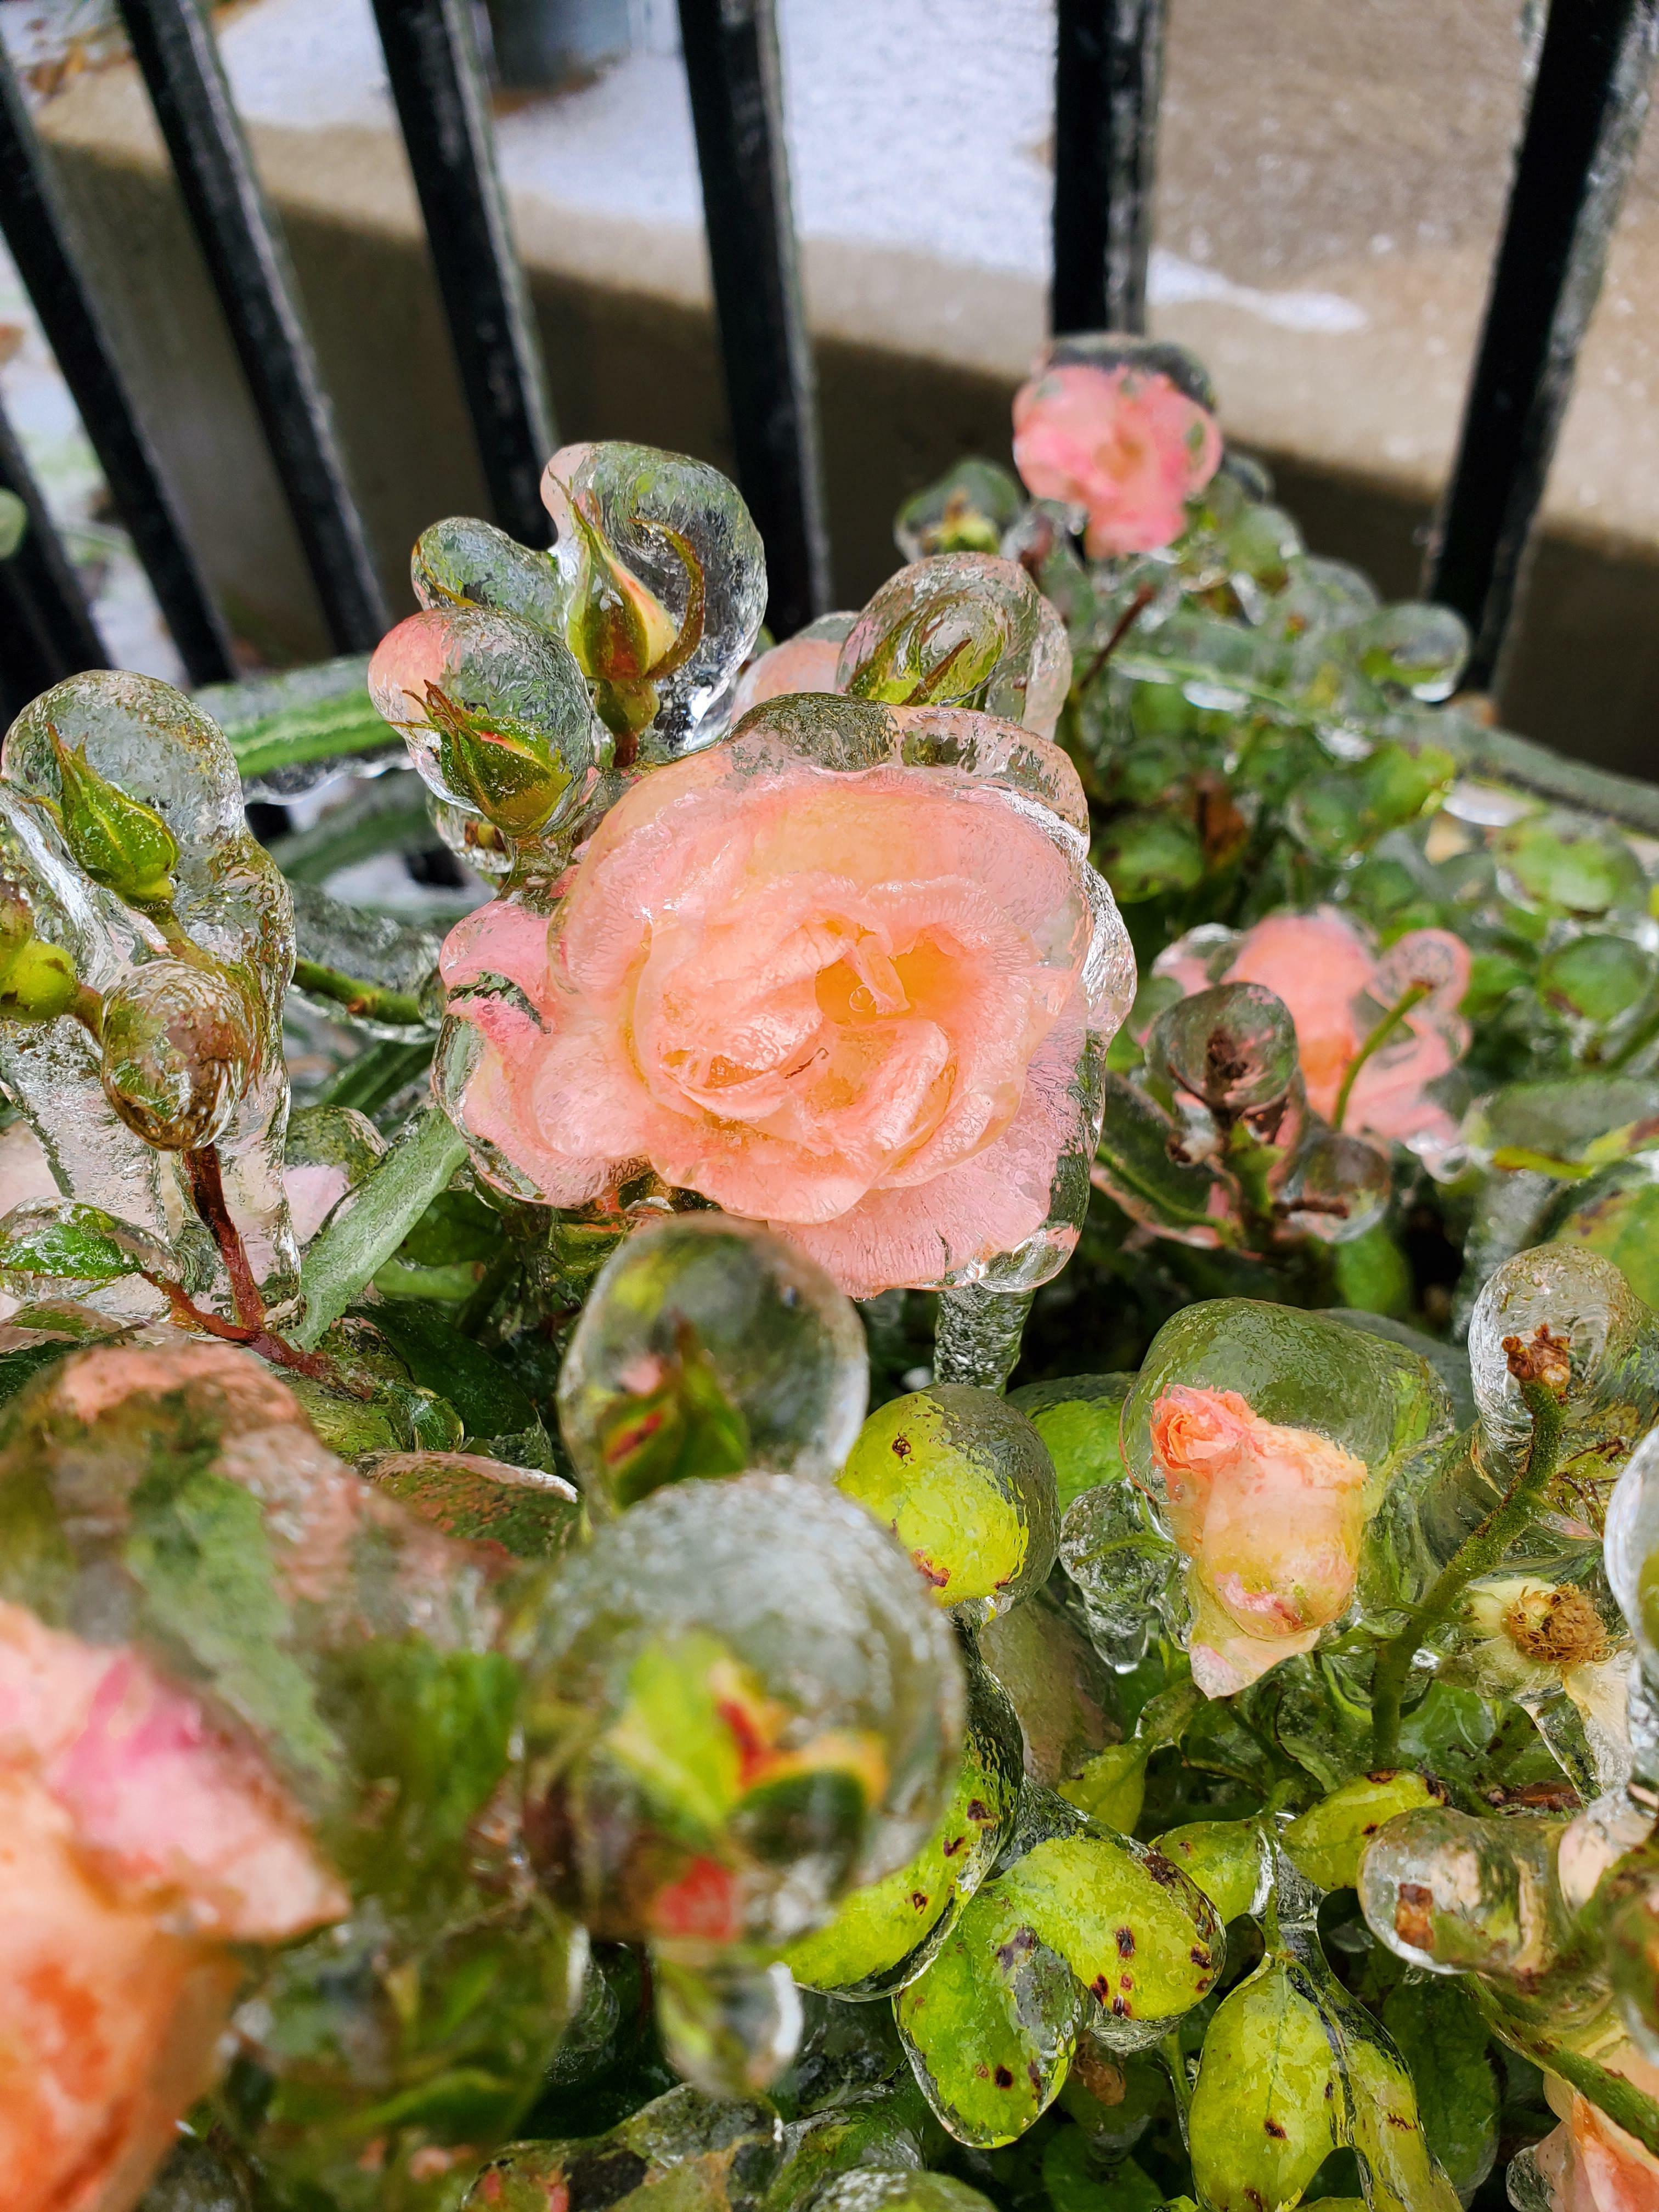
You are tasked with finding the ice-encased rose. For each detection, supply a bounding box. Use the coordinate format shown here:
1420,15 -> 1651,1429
1156,907 -> 1471,1164
1150,1384 -> 1370,1696
1012,360 -> 1222,558
434,695 -> 1135,1299
0,1602 -> 343,2212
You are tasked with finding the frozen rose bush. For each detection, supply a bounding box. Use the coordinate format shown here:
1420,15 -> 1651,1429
435,694 -> 1134,1299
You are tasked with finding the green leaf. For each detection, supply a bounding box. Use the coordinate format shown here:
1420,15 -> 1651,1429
1188,1960 -> 1343,2212
1152,1821 -> 1268,1923
0,488 -> 25,559
1378,1977 -> 1497,2199
125,1464 -> 339,1795
994,1832 -> 1223,2036
195,654 -> 394,782
0,1199 -> 180,1291
297,1105 -> 470,1347
360,1298 -> 537,1440
896,1883 -> 1086,2146
1008,1374 -> 1132,1511
1284,1773 -> 1444,1893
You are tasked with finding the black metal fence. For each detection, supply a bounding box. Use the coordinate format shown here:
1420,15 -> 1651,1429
1,0 -> 1656,718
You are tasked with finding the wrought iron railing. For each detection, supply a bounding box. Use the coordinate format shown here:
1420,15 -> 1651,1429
2,0 -> 1657,724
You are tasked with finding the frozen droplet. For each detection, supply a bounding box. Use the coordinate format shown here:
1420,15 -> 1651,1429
557,1215 -> 868,1514
1275,1129 -> 1391,1243
1146,982 -> 1300,1117
520,1473 -> 963,1948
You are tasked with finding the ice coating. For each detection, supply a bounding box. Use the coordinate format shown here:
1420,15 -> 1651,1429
543,439 -> 767,761
0,780 -> 175,1249
837,554 -> 1072,740
730,613 -> 854,721
367,601 -> 608,850
1154,907 -> 1471,1164
4,673 -> 300,1300
1470,1246 -> 1659,1526
558,1214 -> 868,1514
1122,1299 -> 1450,1690
411,511 -> 565,630
0,1335 -> 580,2202
520,1473 -> 964,1950
1149,1385 -> 1370,1693
436,693 -> 1134,1299
837,1384 -> 1059,1615
1012,347 -> 1222,558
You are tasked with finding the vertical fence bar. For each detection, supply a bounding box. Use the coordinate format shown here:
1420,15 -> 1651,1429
370,0 -> 556,548
114,0 -> 391,652
0,50 -> 235,685
675,0 -> 831,637
1425,0 -> 1659,691
0,397 -> 107,719
1052,0 -> 1167,335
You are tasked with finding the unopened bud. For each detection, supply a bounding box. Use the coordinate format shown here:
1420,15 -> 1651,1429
0,881 -> 80,1024
843,591 -> 1006,710
100,958 -> 252,1150
562,496 -> 704,741
424,686 -> 572,838
49,728 -> 178,911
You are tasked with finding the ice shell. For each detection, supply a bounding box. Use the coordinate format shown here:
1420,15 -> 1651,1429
1123,1297 -> 1451,1509
368,602 -> 605,839
411,512 -> 565,630
837,554 -> 1071,737
557,1215 -> 868,1513
1469,1244 -> 1659,1482
543,439 -> 767,760
520,1473 -> 964,1946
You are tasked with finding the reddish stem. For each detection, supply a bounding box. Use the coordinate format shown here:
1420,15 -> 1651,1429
1076,584 -> 1156,695
183,1143 -> 266,1333
148,1275 -> 353,1390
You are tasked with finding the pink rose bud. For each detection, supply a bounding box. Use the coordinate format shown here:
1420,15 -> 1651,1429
1012,361 -> 1222,558
1149,1385 -> 1369,1696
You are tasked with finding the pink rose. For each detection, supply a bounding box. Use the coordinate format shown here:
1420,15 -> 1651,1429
1149,1385 -> 1370,1695
1157,908 -> 1471,1162
1532,2074 -> 1659,2210
730,631 -> 846,721
0,1601 -> 343,2212
1013,362 -> 1222,558
436,698 -> 1133,1299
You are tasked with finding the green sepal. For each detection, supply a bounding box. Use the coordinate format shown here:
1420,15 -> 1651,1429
48,727 -> 179,909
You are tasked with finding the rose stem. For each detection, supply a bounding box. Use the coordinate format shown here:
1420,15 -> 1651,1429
1370,1353 -> 1567,1765
146,1272 -> 354,1390
1330,982 -> 1431,1132
1075,584 -> 1157,697
291,957 -> 428,1028
183,1141 -> 268,1334
933,1283 -> 1035,1392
